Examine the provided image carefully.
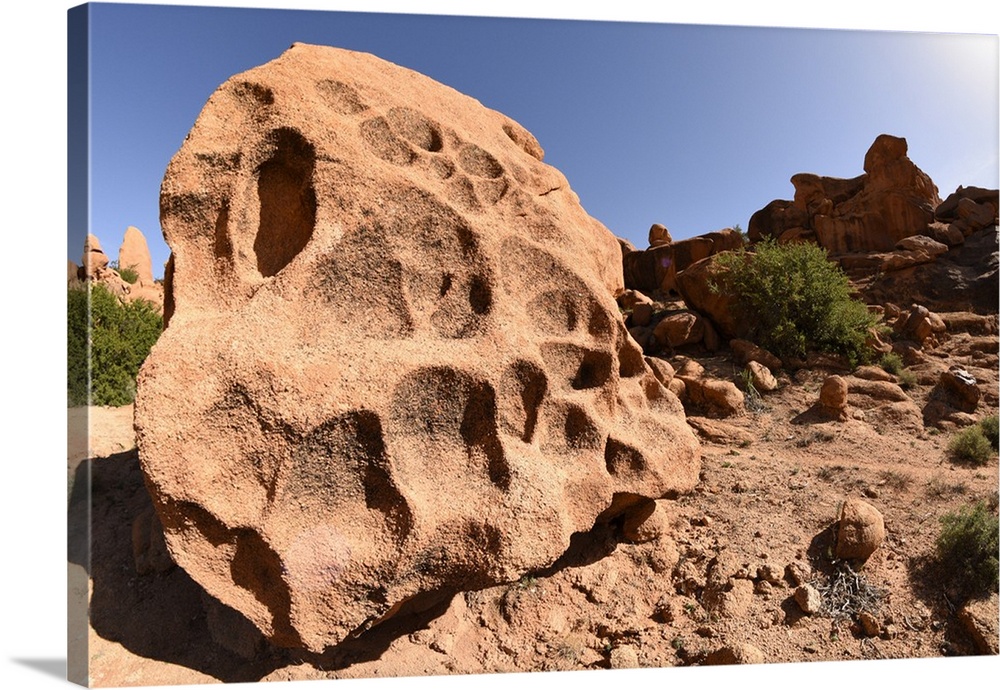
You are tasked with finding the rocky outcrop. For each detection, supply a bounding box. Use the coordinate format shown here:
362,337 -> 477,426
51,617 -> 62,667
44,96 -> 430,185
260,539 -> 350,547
746,134 -> 998,315
750,135 -> 941,254
118,226 -> 165,309
858,224 -> 999,315
71,227 -> 165,311
118,225 -> 155,286
135,44 -> 701,653
623,228 -> 743,295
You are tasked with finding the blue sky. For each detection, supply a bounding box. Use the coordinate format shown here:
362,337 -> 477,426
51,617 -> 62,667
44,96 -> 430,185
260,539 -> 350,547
72,2 -> 998,279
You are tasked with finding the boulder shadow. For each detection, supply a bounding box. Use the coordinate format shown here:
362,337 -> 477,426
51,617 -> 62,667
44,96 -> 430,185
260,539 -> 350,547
68,450 -> 287,683
68,448 -> 632,680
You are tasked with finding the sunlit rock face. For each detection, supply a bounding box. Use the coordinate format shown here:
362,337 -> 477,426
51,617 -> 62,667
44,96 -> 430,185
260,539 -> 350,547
135,43 -> 700,653
749,134 -> 942,253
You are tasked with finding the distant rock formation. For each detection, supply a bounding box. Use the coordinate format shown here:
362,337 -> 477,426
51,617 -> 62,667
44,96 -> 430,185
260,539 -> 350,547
621,134 -> 997,356
749,134 -> 942,253
623,227 -> 743,295
118,225 -> 155,286
81,233 -> 110,279
746,134 -> 998,301
117,226 -> 164,307
70,227 -> 164,311
135,43 -> 700,653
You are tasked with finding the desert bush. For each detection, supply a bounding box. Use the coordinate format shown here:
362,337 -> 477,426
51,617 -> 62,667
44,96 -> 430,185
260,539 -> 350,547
879,352 -> 903,375
980,414 -> 999,450
948,425 -> 995,466
67,282 -> 162,407
936,501 -> 999,595
711,239 -> 878,365
897,369 -> 917,390
109,259 -> 139,284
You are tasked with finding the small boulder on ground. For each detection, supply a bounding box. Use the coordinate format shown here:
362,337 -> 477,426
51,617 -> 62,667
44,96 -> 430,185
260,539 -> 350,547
621,500 -> 670,544
819,375 -> 850,421
794,584 -> 824,615
653,311 -> 705,348
744,360 -> 778,392
730,339 -> 782,372
958,594 -> 1000,655
835,498 -> 885,561
935,366 -> 981,413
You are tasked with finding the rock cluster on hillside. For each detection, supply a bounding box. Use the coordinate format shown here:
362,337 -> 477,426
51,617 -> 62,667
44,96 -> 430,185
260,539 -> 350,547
69,226 -> 165,311
746,134 -> 998,312
616,133 -> 997,430
135,43 -> 701,653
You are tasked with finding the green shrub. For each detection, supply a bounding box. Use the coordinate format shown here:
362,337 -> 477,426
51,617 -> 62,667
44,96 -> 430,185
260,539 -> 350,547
936,501 -> 999,595
67,282 -> 162,407
897,369 -> 917,390
109,259 -> 139,284
711,239 -> 878,365
948,426 -> 995,466
980,414 -> 999,451
879,352 -> 903,375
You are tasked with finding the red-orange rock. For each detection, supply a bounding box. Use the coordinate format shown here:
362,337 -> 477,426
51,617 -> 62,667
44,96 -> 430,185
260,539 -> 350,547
623,228 -> 743,295
835,498 -> 885,561
751,134 -> 941,254
648,223 -> 672,247
118,225 -> 155,286
819,375 -> 850,421
652,311 -> 703,348
81,233 -> 109,278
135,44 -> 700,653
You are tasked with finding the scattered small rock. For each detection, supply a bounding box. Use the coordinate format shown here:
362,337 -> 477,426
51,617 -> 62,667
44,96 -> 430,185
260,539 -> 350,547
794,584 -> 824,615
705,643 -> 764,665
609,644 -> 640,669
858,611 -> 881,637
757,563 -> 784,585
786,561 -> 811,587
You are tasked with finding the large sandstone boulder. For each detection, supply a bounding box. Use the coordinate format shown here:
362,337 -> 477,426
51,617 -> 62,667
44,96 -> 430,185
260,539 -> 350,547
135,44 -> 700,653
674,254 -> 742,340
648,222 -> 672,247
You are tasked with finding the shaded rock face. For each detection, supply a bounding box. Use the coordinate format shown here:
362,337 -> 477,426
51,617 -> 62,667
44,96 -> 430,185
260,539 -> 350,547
749,134 -> 942,253
136,44 -> 700,654
858,225 -> 999,314
623,228 -> 743,295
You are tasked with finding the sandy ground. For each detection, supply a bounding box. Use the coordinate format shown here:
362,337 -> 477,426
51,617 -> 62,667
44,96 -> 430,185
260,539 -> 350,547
69,326 -> 999,687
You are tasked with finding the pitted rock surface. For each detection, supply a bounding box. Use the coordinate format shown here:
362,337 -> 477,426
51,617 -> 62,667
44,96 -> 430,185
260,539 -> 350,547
135,44 -> 700,653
